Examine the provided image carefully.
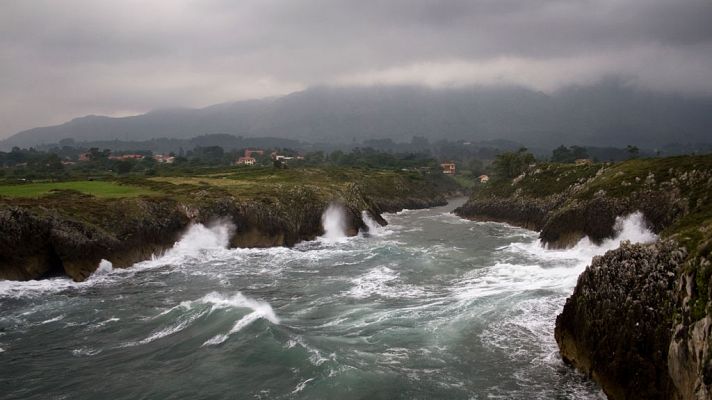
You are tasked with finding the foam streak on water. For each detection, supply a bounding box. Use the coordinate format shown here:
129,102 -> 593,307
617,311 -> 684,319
0,199 -> 656,399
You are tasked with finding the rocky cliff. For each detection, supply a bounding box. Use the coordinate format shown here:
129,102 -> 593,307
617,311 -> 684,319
0,169 -> 458,282
455,154 -> 712,399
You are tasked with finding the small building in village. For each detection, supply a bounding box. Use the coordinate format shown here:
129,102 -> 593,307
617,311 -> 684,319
236,156 -> 256,165
235,149 -> 264,166
478,174 -> 490,183
440,162 -> 456,175
153,154 -> 175,163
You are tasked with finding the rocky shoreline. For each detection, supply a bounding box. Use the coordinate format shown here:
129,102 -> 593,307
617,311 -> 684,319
454,155 -> 712,399
0,174 -> 457,283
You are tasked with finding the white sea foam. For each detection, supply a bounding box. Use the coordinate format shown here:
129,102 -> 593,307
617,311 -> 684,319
97,316 -> 119,325
125,221 -> 236,274
346,265 -> 426,299
291,378 -> 315,394
0,222 -> 237,299
196,292 -> 279,322
346,266 -> 397,299
0,278 -> 80,299
480,297 -> 561,360
123,308 -> 208,347
40,315 -> 65,324
285,335 -> 335,366
361,211 -> 390,236
321,203 -> 348,242
456,211 -> 658,299
509,211 -> 657,270
72,347 -> 101,357
171,222 -> 234,254
199,291 -> 280,346
93,259 -> 114,275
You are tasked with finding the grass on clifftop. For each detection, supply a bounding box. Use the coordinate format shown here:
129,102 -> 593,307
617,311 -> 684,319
471,162 -> 603,199
144,167 -> 450,201
472,154 -> 712,202
0,181 -> 157,198
0,166 -> 460,207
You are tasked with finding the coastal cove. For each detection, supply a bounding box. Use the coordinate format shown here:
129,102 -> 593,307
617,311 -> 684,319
2,2 -> 711,398
1,154 -> 711,399
1,197 -> 641,399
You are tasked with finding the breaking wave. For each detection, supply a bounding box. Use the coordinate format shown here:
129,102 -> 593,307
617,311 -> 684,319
198,292 -> 280,346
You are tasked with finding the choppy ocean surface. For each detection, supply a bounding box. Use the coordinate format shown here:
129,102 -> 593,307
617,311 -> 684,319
0,198 -> 657,399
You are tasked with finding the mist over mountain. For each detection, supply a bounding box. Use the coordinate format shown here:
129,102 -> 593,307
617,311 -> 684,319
4,81 -> 711,150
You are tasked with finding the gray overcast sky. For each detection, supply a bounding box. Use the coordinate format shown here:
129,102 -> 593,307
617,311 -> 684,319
1,0 -> 712,138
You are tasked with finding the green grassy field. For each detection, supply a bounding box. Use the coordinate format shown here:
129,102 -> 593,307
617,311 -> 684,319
0,181 -> 158,198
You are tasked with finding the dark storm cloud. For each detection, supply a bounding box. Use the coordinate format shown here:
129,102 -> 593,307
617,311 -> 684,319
1,0 -> 712,138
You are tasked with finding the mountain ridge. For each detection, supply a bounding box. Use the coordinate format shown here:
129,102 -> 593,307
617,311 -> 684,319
4,82 -> 712,150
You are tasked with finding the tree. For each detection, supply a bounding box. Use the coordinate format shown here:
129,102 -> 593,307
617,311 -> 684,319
114,160 -> 133,174
626,145 -> 639,159
552,145 -> 589,163
570,145 -> 589,160
467,158 -> 485,176
551,145 -> 573,163
492,148 -> 535,179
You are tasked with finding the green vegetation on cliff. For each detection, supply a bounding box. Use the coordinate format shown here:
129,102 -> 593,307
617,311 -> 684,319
0,181 -> 157,198
456,153 -> 712,399
458,154 -> 712,248
0,166 -> 462,282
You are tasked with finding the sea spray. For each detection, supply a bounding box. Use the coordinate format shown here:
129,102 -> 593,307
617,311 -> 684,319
92,259 -> 113,276
321,203 -> 348,241
493,211 -> 660,293
546,211 -> 657,266
362,210 -> 388,236
171,221 -> 235,254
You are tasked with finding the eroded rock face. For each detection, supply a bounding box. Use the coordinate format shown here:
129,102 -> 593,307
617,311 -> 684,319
453,195 -> 556,231
0,182 -> 453,282
668,246 -> 712,400
0,199 -> 189,282
555,241 -> 687,399
456,158 -> 712,398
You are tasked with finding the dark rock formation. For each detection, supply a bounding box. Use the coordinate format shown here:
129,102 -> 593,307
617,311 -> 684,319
0,179 -> 453,282
454,161 -> 695,249
555,241 -> 687,399
452,195 -> 556,231
455,155 -> 712,398
668,241 -> 712,399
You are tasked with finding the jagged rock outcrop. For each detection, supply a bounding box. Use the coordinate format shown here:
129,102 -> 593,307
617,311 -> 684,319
454,162 -> 693,249
451,195 -> 557,231
456,155 -> 712,398
668,241 -> 712,399
555,241 -> 687,399
0,197 -> 190,281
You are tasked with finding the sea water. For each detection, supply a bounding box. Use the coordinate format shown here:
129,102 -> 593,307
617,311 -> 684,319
0,198 -> 657,399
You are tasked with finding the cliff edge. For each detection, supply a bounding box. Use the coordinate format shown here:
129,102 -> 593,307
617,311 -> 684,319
455,154 -> 712,399
0,168 -> 460,282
